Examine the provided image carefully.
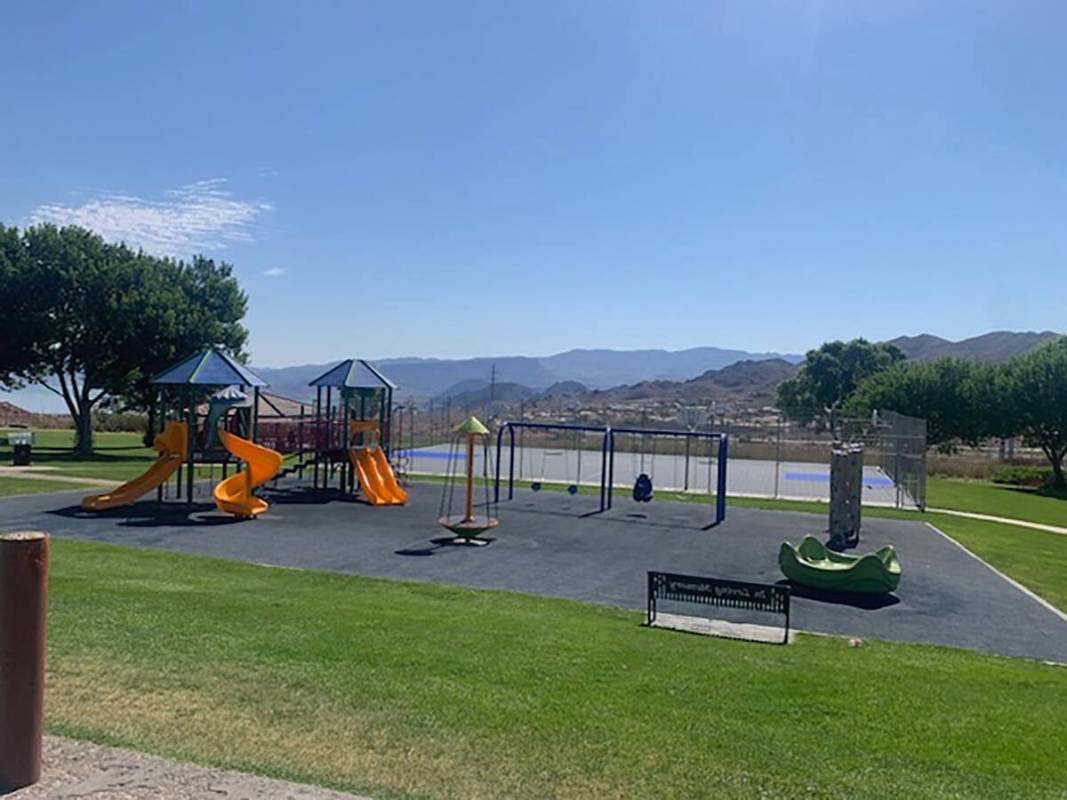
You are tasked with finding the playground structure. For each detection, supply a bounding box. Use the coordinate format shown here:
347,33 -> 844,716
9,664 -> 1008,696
494,421 -> 729,527
149,349 -> 281,518
438,416 -> 498,545
302,359 -> 403,503
81,420 -> 189,510
81,348 -> 280,517
79,351 -> 407,516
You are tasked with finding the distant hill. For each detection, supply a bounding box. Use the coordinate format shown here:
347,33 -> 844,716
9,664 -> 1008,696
538,347 -> 802,387
256,356 -> 561,403
254,346 -> 802,404
438,381 -> 536,408
887,331 -> 1061,361
585,358 -> 797,405
437,379 -> 589,409
0,400 -> 68,429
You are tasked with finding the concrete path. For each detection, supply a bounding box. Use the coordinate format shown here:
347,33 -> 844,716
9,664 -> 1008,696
8,736 -> 372,799
926,506 -> 1067,536
0,466 -> 115,487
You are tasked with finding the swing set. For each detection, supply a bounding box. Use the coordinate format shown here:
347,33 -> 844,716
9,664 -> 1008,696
496,421 -> 612,510
606,426 -> 728,527
494,421 -> 729,527
528,428 -> 586,495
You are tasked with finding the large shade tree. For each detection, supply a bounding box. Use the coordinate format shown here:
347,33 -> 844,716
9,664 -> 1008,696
845,340 -> 1067,486
0,223 -> 248,453
843,358 -> 996,447
999,339 -> 1067,487
776,338 -> 906,429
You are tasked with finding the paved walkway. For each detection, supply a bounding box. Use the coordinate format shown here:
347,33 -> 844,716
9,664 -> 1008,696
8,736 -> 372,799
927,506 -> 1067,536
0,466 -> 115,487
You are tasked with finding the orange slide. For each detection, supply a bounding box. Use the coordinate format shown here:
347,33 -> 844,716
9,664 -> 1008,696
213,429 -> 283,518
349,447 -> 407,505
82,421 -> 188,510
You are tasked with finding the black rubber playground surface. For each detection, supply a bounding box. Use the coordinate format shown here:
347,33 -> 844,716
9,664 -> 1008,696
4,480 -> 1065,663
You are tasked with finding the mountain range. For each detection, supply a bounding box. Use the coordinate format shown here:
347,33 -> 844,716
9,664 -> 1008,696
886,331 -> 1061,361
2,331 -> 1060,413
255,346 -> 804,403
257,332 -> 1061,405
581,358 -> 799,407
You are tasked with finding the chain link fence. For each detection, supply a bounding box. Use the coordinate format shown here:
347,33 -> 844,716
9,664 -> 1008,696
391,401 -> 928,510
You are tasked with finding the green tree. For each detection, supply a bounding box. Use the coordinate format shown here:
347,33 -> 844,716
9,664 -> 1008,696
776,338 -> 906,428
843,358 -> 993,447
999,339 -> 1067,487
0,224 -> 248,454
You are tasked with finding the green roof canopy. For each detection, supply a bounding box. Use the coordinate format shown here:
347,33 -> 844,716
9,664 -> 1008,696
153,348 -> 267,387
454,416 -> 490,436
309,359 -> 397,390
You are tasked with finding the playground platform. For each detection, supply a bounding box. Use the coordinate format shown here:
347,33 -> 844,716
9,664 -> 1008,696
2,481 -> 1063,663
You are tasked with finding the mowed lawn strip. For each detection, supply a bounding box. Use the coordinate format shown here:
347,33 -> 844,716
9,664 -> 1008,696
0,429 -> 228,484
926,476 -> 1067,528
0,430 -> 159,482
47,539 -> 1067,800
926,516 -> 1067,611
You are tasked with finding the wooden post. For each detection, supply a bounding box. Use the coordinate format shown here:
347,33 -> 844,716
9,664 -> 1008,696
0,532 -> 49,792
465,433 -> 475,523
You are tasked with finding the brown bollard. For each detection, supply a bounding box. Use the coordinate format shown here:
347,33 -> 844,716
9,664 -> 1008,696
0,532 -> 49,793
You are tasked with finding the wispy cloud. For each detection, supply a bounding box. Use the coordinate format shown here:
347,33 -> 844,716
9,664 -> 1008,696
262,267 -> 286,277
30,179 -> 272,258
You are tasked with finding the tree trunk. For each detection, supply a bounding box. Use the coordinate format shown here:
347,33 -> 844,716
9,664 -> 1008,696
44,370 -> 96,455
144,404 -> 157,448
1052,452 -> 1066,489
74,410 -> 93,456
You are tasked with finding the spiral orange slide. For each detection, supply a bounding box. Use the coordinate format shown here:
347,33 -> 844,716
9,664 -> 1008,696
213,429 -> 283,518
81,421 -> 188,510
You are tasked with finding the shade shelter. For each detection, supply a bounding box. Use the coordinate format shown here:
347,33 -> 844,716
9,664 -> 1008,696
307,359 -> 397,493
152,348 -> 269,503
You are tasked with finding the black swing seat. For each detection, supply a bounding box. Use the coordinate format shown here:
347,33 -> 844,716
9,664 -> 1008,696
633,473 -> 653,503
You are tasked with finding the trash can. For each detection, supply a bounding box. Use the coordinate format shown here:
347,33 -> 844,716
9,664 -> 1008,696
12,444 -> 31,466
7,433 -> 34,467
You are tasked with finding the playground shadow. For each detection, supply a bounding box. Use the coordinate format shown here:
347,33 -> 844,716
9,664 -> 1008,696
776,580 -> 901,610
48,501 -> 245,529
264,486 -> 366,506
395,536 -> 497,557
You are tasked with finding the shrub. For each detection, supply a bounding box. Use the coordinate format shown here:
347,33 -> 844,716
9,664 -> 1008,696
92,411 -> 148,434
991,465 -> 1053,488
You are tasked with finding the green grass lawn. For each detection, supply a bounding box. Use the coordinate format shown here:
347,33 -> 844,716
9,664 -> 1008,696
46,539 -> 1067,800
0,475 -> 84,497
927,476 -> 1067,527
926,515 -> 1067,610
0,428 -> 226,484
0,429 -> 159,481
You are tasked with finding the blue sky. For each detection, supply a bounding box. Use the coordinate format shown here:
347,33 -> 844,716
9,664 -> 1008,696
2,1 -> 1065,369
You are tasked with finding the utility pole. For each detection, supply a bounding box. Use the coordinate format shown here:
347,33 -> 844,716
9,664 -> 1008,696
489,363 -> 497,403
